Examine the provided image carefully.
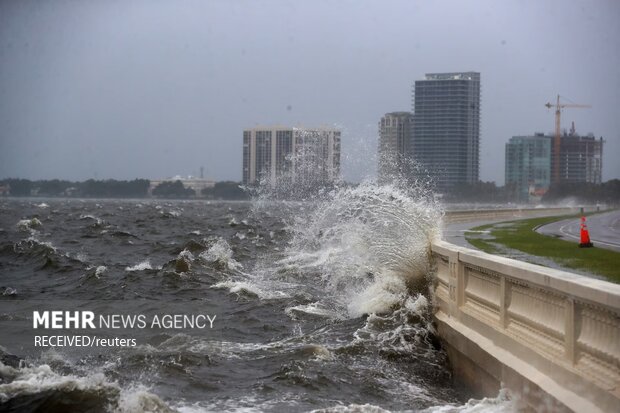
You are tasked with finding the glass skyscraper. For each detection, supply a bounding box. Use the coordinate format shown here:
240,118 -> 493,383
411,72 -> 480,191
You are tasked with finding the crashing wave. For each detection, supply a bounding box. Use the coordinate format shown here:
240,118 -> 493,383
199,238 -> 242,271
0,361 -> 174,412
16,218 -> 42,232
275,181 -> 441,318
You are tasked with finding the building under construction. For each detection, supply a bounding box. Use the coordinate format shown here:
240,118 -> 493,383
505,127 -> 603,202
554,130 -> 603,184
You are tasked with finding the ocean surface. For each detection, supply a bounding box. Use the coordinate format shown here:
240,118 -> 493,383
0,184 -> 516,412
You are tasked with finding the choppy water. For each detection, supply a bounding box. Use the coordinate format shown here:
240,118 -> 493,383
0,183 -> 516,412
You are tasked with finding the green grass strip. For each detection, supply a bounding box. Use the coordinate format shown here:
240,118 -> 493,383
465,214 -> 620,283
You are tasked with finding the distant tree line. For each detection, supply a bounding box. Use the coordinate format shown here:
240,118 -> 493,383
443,181 -> 519,203
0,178 -> 249,200
151,180 -> 195,198
1,178 -> 150,198
443,180 -> 620,205
2,177 -> 617,203
202,181 -> 248,200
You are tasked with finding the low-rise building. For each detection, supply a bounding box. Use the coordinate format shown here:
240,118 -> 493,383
149,176 -> 215,196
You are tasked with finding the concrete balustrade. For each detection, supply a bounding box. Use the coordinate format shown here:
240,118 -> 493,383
431,240 -> 620,412
443,206 -> 596,224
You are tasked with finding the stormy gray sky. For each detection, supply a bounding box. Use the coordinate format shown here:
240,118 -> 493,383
1,0 -> 619,184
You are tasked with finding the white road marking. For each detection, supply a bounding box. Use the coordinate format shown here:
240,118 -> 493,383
559,223 -> 580,240
556,219 -> 620,249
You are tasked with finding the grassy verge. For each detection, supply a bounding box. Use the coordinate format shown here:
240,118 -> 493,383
465,214 -> 620,283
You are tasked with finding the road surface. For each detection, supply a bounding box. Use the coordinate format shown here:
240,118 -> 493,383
536,209 -> 620,252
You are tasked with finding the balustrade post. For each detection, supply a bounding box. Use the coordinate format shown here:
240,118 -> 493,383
500,276 -> 508,328
565,298 -> 576,364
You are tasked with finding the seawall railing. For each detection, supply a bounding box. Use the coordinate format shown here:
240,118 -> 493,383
431,239 -> 620,412
443,206 -> 597,224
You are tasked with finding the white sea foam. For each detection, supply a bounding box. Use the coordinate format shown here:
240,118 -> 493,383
308,404 -> 392,413
116,384 -> 174,413
176,394 -> 298,413
423,388 -> 520,412
95,265 -> 107,278
133,333 -> 293,361
125,259 -> 158,272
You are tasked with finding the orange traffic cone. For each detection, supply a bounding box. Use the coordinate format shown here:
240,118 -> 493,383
579,216 -> 593,248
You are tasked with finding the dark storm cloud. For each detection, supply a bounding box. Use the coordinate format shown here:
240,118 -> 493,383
1,0 -> 619,183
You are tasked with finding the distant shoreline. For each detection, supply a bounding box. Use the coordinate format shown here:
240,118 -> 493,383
0,178 -> 249,200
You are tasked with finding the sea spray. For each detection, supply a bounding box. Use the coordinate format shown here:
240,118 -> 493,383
199,237 -> 242,271
259,180 -> 443,318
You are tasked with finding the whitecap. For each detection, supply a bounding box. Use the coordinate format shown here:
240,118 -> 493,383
0,362 -> 116,405
2,287 -> 17,296
212,280 -> 288,300
285,302 -> 341,320
16,218 -> 42,231
95,266 -> 107,278
178,249 -> 195,261
125,259 -> 158,271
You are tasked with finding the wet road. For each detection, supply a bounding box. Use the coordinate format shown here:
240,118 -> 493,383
536,209 -> 620,252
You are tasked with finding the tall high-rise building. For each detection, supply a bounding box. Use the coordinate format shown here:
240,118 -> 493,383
242,126 -> 341,186
411,72 -> 480,191
505,131 -> 603,202
377,112 -> 414,183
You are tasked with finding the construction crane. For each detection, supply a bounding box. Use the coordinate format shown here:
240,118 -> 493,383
545,95 -> 591,184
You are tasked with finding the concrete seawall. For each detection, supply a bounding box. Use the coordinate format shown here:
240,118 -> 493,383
431,239 -> 620,412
